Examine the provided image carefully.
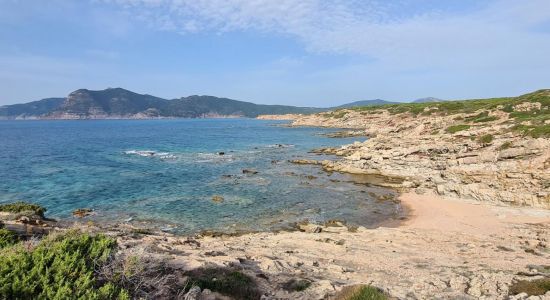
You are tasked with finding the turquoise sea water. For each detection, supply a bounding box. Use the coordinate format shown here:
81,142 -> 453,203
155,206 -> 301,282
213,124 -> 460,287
0,119 -> 401,233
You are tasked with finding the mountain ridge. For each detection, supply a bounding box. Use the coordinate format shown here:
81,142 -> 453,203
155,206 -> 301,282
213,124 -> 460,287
412,97 -> 445,103
332,99 -> 400,108
0,88 -> 323,119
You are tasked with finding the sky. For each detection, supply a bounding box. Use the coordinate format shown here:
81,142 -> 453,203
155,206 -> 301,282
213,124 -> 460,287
0,0 -> 549,107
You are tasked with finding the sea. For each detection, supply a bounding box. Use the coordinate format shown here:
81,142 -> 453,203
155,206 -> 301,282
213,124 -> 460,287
0,119 -> 401,234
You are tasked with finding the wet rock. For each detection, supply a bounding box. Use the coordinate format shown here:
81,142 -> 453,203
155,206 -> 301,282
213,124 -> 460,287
289,159 -> 322,165
242,169 -> 258,174
72,208 -> 93,218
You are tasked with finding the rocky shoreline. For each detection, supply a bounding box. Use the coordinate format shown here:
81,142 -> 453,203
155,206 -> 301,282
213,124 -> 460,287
2,92 -> 550,299
3,190 -> 549,299
274,94 -> 550,209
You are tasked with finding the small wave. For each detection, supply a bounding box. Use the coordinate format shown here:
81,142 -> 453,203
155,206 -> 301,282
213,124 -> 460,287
266,144 -> 294,148
196,152 -> 234,163
124,150 -> 176,159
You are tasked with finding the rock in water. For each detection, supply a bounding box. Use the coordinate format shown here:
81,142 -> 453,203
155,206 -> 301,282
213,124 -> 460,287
73,208 -> 93,218
212,195 -> 224,203
242,169 -> 258,174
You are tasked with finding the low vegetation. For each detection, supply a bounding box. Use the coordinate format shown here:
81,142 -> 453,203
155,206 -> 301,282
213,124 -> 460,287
0,230 -> 129,299
334,285 -> 388,300
498,141 -> 513,150
0,201 -> 46,217
345,89 -> 550,138
465,111 -> 499,123
509,278 -> 550,296
351,89 -> 549,114
282,278 -> 312,292
478,134 -> 494,145
0,228 -> 18,248
185,267 -> 262,300
513,124 -> 550,138
445,124 -> 471,134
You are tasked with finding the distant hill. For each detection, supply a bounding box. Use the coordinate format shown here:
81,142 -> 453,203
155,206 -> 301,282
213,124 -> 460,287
0,88 -> 322,119
0,98 -> 65,119
412,97 -> 445,103
333,99 -> 400,108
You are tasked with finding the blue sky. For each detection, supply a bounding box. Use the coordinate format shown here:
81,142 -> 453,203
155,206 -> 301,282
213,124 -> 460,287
1,0 -> 549,106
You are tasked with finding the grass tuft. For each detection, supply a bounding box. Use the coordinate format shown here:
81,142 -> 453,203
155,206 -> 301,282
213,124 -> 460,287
445,124 -> 471,134
513,124 -> 550,138
334,285 -> 388,300
478,134 -> 494,145
498,141 -> 513,150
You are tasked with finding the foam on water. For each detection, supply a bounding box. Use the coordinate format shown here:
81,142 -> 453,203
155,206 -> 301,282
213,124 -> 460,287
125,150 -> 176,159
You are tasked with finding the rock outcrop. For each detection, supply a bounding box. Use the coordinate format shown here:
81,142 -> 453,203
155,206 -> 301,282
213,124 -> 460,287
286,91 -> 550,208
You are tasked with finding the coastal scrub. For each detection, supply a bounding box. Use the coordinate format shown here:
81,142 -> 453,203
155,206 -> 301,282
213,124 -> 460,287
445,124 -> 471,134
0,230 -> 129,299
0,228 -> 18,248
335,285 -> 388,300
0,201 -> 46,217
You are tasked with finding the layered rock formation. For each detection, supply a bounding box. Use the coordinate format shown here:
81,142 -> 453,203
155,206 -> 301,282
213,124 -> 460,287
287,91 -> 550,208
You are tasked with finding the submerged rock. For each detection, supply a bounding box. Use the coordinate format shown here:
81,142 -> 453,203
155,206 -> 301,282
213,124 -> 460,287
211,195 -> 224,203
242,169 -> 259,175
73,208 -> 93,218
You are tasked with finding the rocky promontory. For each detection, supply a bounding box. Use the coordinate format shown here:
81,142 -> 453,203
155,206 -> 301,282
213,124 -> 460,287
281,90 -> 550,209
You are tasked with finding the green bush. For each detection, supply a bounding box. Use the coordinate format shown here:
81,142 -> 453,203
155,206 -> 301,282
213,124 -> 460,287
513,124 -> 550,138
478,134 -> 494,144
498,141 -> 512,150
348,89 -> 550,118
0,228 -> 18,249
0,230 -> 129,299
335,285 -> 388,300
445,124 -> 471,134
0,201 -> 46,217
474,115 -> 499,123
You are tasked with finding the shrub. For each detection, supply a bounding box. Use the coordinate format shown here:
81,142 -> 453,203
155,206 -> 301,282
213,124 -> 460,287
0,230 -> 129,299
282,279 -> 312,292
502,104 -> 514,112
186,267 -> 261,300
0,202 -> 46,217
474,115 -> 499,123
0,228 -> 18,249
509,278 -> 550,296
478,134 -> 494,144
335,285 -> 388,300
445,124 -> 470,134
513,124 -> 550,138
498,141 -> 512,150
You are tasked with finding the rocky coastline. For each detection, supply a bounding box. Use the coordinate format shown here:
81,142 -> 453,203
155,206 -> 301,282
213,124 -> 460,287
2,91 -> 550,299
284,92 -> 550,209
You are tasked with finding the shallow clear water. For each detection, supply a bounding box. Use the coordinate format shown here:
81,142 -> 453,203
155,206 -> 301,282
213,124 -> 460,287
0,119 -> 400,233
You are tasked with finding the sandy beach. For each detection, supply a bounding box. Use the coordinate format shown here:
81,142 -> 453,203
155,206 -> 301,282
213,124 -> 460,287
107,191 -> 550,299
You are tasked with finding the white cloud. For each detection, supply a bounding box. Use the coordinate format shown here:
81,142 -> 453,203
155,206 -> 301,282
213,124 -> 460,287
102,0 -> 550,58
